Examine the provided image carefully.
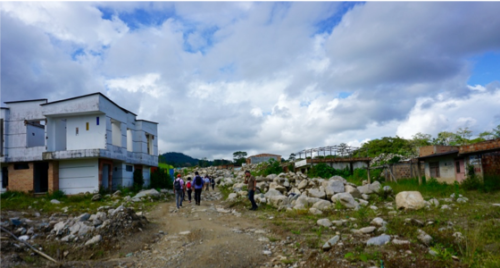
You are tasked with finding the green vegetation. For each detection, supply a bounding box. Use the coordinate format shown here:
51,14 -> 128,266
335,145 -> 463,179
233,151 -> 248,166
150,168 -> 173,189
133,169 -> 144,190
307,163 -> 350,179
253,158 -> 283,176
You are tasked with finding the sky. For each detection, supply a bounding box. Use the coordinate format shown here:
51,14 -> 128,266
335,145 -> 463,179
1,2 -> 500,161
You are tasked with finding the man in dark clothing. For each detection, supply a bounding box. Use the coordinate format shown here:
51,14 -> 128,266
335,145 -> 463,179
210,176 -> 215,190
244,170 -> 258,210
193,171 -> 204,205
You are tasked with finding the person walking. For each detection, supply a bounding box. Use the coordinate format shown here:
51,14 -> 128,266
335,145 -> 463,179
186,177 -> 193,203
204,175 -> 210,191
193,172 -> 204,205
210,176 -> 215,190
244,170 -> 258,211
173,174 -> 184,209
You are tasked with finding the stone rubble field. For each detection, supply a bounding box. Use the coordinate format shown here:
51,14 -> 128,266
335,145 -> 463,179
1,165 -> 499,267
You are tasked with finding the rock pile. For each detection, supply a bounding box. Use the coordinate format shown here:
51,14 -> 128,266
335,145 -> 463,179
217,170 -> 390,213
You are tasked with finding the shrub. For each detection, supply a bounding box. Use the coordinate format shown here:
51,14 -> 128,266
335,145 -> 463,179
133,169 -> 144,189
150,168 -> 173,189
461,175 -> 482,191
308,163 -> 350,179
255,159 -> 283,176
47,190 -> 66,200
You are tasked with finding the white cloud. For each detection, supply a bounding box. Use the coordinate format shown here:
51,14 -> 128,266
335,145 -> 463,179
2,2 -> 500,160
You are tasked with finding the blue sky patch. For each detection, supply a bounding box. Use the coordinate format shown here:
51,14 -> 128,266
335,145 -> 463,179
97,5 -> 176,30
71,48 -> 85,60
338,92 -> 352,99
315,2 -> 364,35
468,51 -> 500,86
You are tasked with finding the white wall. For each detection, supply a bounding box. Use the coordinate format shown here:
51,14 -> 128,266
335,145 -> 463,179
66,115 -> 106,150
1,100 -> 46,162
59,159 -> 99,194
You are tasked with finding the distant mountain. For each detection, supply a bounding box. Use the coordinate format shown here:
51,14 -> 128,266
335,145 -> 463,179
160,152 -> 233,167
161,152 -> 199,167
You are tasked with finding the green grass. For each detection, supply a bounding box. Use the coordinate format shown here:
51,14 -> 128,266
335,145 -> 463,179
158,163 -> 174,170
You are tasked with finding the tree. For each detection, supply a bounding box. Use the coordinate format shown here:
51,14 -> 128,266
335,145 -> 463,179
233,151 -> 247,165
433,131 -> 459,146
288,153 -> 296,161
455,127 -> 473,145
493,125 -> 500,138
478,131 -> 494,140
411,132 -> 432,147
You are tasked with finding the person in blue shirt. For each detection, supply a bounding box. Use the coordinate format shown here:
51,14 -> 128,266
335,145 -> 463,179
193,171 -> 205,205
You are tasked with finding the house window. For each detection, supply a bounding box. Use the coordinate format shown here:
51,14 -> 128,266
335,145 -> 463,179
126,165 -> 133,172
26,120 -> 45,147
146,133 -> 154,155
429,162 -> 440,178
14,163 -> 29,170
456,161 -> 460,173
111,119 -> 121,146
127,129 -> 133,152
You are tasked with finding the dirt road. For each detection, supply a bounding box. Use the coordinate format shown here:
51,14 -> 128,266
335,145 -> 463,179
102,189 -> 274,268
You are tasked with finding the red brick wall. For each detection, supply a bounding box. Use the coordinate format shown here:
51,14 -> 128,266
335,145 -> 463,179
460,139 -> 500,154
419,146 -> 435,157
8,163 -> 34,192
482,152 -> 500,176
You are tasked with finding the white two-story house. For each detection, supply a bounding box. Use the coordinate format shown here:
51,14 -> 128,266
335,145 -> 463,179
0,93 -> 158,194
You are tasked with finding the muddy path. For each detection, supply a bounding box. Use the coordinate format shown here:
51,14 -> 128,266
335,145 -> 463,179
88,189 -> 273,268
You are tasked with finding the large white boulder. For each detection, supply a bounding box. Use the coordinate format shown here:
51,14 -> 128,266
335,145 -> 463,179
323,180 -> 345,199
396,191 -> 425,210
264,189 -> 286,208
297,180 -> 309,190
332,192 -> 359,209
312,200 -> 333,211
134,189 -> 160,199
345,185 -> 362,199
307,188 -> 326,199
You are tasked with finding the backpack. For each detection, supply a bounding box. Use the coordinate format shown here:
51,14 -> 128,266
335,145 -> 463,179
195,176 -> 203,186
186,181 -> 192,189
174,179 -> 181,191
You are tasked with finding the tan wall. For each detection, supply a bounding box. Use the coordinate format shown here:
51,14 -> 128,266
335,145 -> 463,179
48,161 -> 59,192
7,163 -> 34,192
424,156 -> 456,184
419,146 -> 435,157
419,145 -> 459,157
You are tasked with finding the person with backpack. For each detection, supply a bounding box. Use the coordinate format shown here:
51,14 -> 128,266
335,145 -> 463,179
210,176 -> 215,190
193,171 -> 204,205
185,177 -> 193,203
173,174 -> 184,209
204,175 -> 210,191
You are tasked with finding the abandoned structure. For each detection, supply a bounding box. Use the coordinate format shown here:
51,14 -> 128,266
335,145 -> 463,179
418,139 -> 500,183
0,93 -> 158,194
246,153 -> 282,165
293,145 -> 371,174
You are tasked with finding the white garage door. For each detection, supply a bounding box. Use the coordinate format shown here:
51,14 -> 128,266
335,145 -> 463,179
59,159 -> 99,195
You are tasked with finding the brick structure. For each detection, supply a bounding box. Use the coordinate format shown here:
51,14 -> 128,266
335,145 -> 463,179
7,163 -> 34,192
48,161 -> 59,192
459,139 -> 500,154
419,145 -> 459,157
